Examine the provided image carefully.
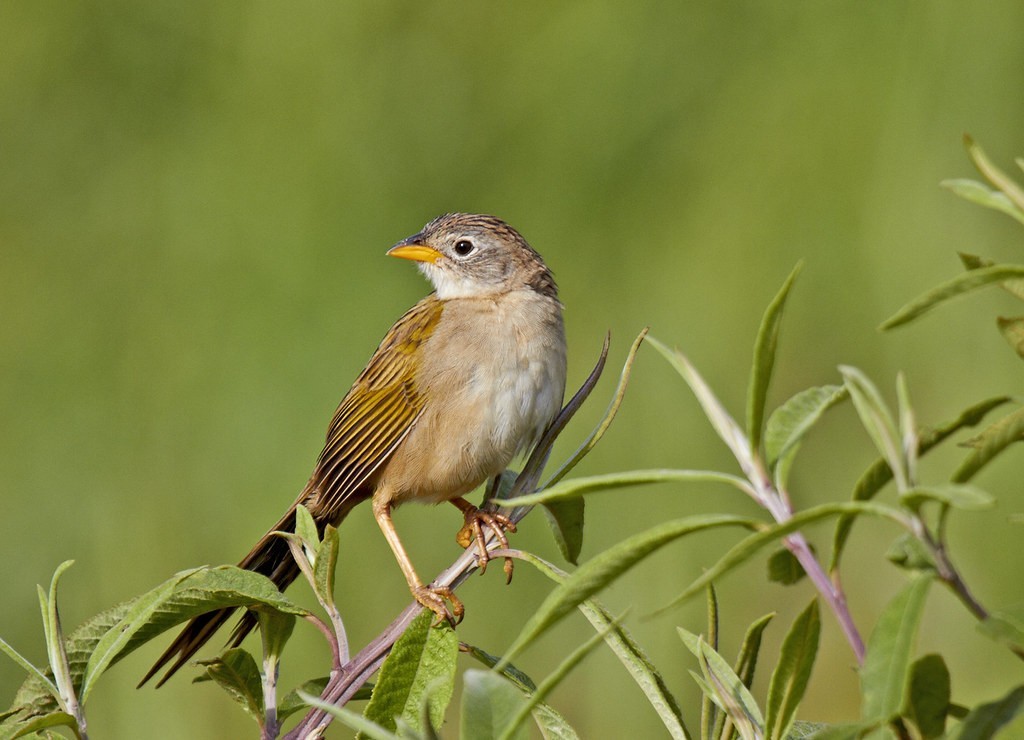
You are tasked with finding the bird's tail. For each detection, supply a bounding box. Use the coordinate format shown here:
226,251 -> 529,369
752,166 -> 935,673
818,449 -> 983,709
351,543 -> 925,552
139,494 -> 359,688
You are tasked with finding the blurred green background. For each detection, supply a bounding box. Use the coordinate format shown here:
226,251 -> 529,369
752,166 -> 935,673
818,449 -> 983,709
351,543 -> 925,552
4,2 -> 1024,737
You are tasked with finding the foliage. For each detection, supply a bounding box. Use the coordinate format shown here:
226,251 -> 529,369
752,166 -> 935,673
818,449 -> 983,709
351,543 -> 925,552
6,139 -> 1024,738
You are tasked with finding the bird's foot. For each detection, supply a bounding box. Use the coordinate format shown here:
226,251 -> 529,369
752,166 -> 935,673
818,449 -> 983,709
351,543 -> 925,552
455,506 -> 517,583
412,584 -> 464,627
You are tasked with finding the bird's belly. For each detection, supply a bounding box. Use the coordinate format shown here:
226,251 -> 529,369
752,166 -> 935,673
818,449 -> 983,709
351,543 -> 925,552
379,337 -> 564,506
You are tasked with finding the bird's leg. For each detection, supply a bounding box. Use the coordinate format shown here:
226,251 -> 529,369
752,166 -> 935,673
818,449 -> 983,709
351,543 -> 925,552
372,496 -> 463,627
451,482 -> 516,583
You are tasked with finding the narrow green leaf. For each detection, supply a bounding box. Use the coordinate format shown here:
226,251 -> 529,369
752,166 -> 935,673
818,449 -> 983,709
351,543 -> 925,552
0,709 -> 77,738
542,499 -> 585,565
765,600 -> 820,740
733,613 -> 775,692
81,567 -> 196,702
881,265 -> 1024,330
964,134 -> 1024,215
542,328 -> 648,488
997,317 -> 1024,359
505,469 -> 754,507
945,684 -> 1024,740
977,611 -> 1024,653
507,551 -> 689,739
765,385 -> 848,473
839,367 -> 904,490
747,263 -> 802,455
860,575 -> 933,723
313,524 -> 340,603
905,654 -> 950,739
461,670 -> 529,740
958,253 -> 1024,301
298,691 -> 400,740
499,616 -> 623,740
462,644 -> 581,740
0,638 -> 58,703
255,607 -> 295,664
900,484 -> 994,512
884,534 -> 936,573
294,504 -> 320,550
683,635 -> 764,740
704,586 -> 719,740
362,610 -> 457,736
499,514 -> 756,668
767,548 -> 807,586
196,648 -> 264,722
953,405 -> 1024,483
941,178 -> 1024,225
831,396 -> 1010,569
14,565 -> 306,719
660,502 -> 908,614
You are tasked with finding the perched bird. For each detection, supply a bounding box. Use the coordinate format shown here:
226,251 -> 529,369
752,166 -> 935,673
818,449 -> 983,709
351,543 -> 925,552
141,213 -> 567,686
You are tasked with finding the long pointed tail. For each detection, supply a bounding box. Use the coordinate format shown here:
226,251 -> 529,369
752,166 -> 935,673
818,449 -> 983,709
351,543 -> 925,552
139,496 -> 357,687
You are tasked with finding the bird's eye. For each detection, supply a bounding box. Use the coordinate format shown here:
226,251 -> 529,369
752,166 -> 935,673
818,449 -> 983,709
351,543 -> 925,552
453,239 -> 475,257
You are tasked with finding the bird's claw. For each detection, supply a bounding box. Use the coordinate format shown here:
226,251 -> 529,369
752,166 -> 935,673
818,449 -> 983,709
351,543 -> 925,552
455,506 -> 517,583
412,584 -> 464,627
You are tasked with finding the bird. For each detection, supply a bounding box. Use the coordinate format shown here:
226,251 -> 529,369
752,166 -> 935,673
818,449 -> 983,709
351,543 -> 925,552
141,213 -> 567,687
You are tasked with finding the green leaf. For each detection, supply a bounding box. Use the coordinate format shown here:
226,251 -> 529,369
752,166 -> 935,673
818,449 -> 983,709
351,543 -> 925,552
195,648 -> 264,723
0,710 -> 77,739
294,504 -> 320,550
678,631 -> 764,740
499,616 -> 623,740
14,565 -> 306,719
278,677 -> 329,722
499,514 -> 756,668
765,385 -> 848,475
765,600 -> 820,740
905,654 -> 949,739
964,134 -> 1024,216
839,367 -> 904,490
747,263 -> 802,455
899,484 -> 994,512
38,561 -> 76,718
660,502 -> 908,614
80,567 -> 196,702
860,575 -> 933,723
884,534 -> 936,573
953,406 -> 1024,483
977,611 -> 1024,653
997,317 -> 1024,359
462,645 -> 582,740
362,610 -> 457,736
542,328 -> 648,488
831,396 -> 1010,569
733,613 -> 775,697
298,691 -> 399,740
508,551 -> 689,739
945,684 -> 1024,740
542,499 -> 585,565
958,253 -> 1024,301
461,670 -> 529,740
767,548 -> 806,586
313,524 -> 340,603
505,469 -> 753,507
255,607 -> 295,667
941,178 -> 1024,225
881,265 -> 1024,330
0,638 -> 58,704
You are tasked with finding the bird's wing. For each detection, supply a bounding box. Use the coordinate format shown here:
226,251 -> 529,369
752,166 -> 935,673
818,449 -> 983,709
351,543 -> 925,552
312,295 -> 443,515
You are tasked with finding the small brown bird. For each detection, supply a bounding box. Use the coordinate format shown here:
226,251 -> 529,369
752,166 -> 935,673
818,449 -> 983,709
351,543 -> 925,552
142,213 -> 567,686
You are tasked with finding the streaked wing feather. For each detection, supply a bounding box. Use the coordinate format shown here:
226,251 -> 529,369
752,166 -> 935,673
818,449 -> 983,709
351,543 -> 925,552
312,297 -> 442,515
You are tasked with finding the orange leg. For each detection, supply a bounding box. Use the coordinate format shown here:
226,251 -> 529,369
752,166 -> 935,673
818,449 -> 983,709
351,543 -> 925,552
451,493 -> 517,583
372,496 -> 463,626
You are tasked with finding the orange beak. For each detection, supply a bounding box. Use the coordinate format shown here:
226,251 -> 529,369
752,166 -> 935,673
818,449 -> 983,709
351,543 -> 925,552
387,244 -> 443,264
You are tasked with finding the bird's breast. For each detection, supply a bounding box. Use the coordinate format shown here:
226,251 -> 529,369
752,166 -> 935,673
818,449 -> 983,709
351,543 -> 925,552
379,291 -> 566,506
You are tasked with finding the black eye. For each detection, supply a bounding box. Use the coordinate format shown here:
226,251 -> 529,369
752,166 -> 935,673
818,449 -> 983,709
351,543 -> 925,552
453,239 -> 475,257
